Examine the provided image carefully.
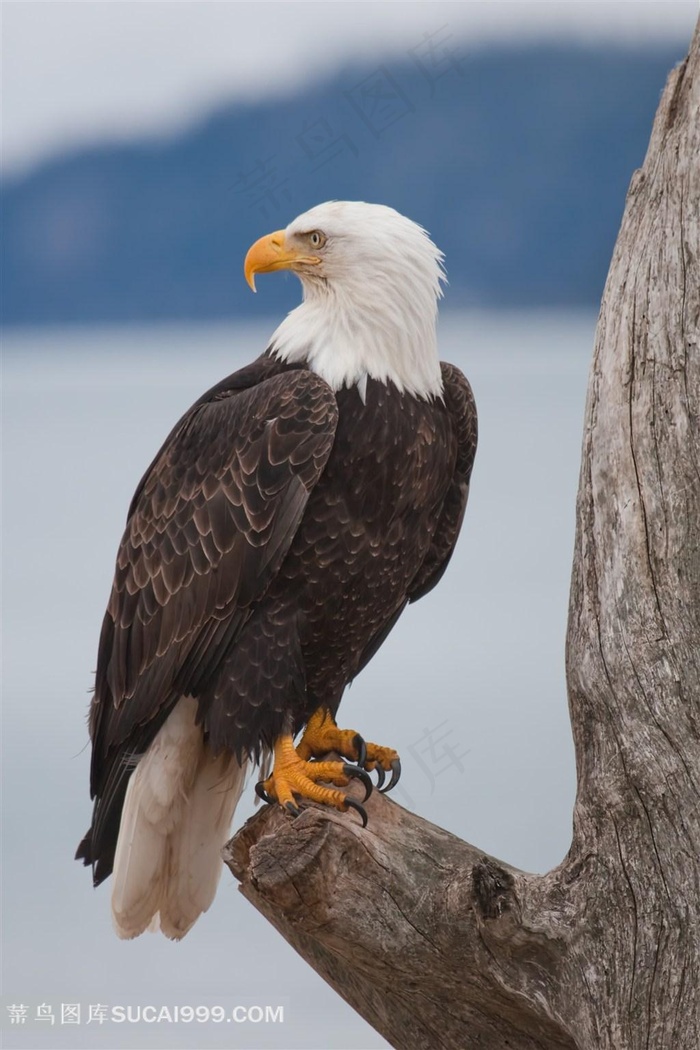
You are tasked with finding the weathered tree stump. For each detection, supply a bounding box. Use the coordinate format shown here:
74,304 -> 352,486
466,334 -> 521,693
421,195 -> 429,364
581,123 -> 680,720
225,19 -> 700,1049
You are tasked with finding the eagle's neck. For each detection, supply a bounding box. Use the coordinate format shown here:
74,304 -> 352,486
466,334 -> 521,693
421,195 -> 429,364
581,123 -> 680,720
269,279 -> 443,401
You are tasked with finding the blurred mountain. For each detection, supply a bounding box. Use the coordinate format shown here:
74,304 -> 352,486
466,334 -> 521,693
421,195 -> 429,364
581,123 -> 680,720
1,43 -> 684,326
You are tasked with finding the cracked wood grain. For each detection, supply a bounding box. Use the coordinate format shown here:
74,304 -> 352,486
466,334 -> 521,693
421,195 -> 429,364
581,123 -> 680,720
225,19 -> 700,1049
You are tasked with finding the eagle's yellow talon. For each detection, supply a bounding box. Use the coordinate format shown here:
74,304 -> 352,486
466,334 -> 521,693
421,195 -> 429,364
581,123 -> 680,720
296,708 -> 365,763
364,743 -> 400,771
257,734 -> 372,817
293,705 -> 396,772
295,707 -> 401,793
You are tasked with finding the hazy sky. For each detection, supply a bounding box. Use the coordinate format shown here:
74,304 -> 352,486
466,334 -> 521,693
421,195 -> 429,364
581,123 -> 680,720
3,0 -> 697,173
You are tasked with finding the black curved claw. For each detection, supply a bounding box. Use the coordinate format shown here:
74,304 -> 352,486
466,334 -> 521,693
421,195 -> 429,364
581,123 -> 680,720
352,733 -> 367,769
373,763 -> 386,791
342,763 -> 373,802
380,758 -> 402,794
344,797 -> 368,828
255,781 -> 273,804
285,801 -> 302,818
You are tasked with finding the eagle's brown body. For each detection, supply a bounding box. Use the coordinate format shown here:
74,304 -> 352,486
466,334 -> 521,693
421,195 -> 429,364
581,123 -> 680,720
77,351 -> 477,887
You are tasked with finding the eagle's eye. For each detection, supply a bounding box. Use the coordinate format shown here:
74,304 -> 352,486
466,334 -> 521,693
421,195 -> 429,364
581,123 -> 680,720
308,230 -> 326,249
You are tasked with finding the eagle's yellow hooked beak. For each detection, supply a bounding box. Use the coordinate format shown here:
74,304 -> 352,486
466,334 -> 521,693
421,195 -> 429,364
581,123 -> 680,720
244,231 -> 320,291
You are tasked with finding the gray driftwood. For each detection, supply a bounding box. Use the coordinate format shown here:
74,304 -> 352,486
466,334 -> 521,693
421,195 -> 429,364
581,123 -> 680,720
225,20 -> 700,1049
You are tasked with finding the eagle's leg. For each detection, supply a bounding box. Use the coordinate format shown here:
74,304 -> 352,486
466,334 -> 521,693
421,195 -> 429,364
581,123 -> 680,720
296,707 -> 402,793
256,732 -> 372,826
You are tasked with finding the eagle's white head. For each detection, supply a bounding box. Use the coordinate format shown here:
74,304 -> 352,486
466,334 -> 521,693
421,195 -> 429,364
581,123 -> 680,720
244,201 -> 446,400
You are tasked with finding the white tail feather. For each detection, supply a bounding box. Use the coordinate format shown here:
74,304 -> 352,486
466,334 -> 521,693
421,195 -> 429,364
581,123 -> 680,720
111,697 -> 247,940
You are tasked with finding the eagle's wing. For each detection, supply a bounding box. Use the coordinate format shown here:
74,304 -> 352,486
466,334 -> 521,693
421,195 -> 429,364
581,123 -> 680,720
79,365 -> 338,883
408,362 -> 478,603
354,362 -> 477,680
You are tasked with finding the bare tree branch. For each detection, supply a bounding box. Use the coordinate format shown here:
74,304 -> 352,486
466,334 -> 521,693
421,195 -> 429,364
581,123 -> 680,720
225,19 -> 700,1048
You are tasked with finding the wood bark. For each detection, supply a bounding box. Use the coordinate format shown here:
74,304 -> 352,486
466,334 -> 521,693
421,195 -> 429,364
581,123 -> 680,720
225,21 -> 700,1049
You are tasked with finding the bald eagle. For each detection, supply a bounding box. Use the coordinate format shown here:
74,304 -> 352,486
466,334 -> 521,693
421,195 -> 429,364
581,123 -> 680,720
76,201 -> 477,940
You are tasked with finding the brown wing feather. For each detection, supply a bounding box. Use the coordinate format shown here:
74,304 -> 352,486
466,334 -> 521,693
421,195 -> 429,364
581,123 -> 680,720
79,364 -> 337,882
408,361 -> 478,602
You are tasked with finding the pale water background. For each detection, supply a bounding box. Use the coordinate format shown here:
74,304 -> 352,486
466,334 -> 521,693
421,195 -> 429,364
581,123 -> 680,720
3,310 -> 593,1049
